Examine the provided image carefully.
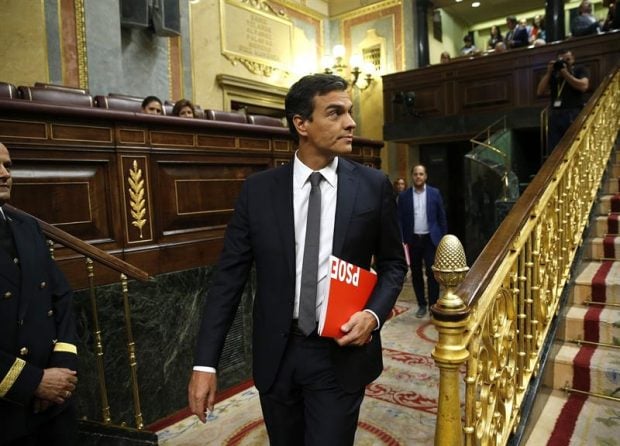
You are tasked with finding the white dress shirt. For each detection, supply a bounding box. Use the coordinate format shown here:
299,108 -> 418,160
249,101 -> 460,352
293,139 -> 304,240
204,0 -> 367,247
413,185 -> 429,234
292,152 -> 338,320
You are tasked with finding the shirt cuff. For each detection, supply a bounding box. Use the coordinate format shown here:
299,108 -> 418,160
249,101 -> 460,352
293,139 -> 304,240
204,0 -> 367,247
193,366 -> 216,373
363,309 -> 380,331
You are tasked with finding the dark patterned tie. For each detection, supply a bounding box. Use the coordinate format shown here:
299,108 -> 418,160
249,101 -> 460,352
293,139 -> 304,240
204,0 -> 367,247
298,172 -> 323,336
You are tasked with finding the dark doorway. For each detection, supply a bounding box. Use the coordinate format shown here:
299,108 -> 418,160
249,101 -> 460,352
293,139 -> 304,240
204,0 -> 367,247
419,140 -> 471,253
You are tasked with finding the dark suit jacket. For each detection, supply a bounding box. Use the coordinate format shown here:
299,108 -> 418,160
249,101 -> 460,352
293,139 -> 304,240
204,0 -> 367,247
397,185 -> 448,247
0,207 -> 77,443
195,157 -> 407,393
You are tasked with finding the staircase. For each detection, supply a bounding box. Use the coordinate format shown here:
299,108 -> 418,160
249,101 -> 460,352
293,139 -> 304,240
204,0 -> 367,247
524,144 -> 620,445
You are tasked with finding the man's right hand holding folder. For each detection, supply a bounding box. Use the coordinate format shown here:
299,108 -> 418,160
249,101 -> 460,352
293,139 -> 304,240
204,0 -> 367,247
319,256 -> 379,344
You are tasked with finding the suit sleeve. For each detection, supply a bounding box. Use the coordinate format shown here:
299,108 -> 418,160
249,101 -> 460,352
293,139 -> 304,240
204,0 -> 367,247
33,221 -> 78,372
366,175 -> 408,325
0,352 -> 44,406
194,180 -> 254,368
48,258 -> 78,372
436,189 -> 448,235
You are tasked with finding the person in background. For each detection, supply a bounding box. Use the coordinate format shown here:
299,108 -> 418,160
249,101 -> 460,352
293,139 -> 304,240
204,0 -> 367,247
172,99 -> 196,118
571,0 -> 601,36
393,178 -> 407,195
487,25 -> 503,50
494,41 -> 507,53
0,143 -> 79,446
141,96 -> 163,115
536,49 -> 589,155
505,16 -> 529,48
440,51 -> 452,63
397,165 -> 447,319
460,35 -> 478,56
188,73 -> 407,445
530,15 -> 546,43
602,0 -> 619,31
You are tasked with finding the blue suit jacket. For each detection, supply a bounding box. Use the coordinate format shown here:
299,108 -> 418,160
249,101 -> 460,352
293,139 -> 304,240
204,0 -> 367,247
0,207 -> 77,443
195,158 -> 407,393
397,185 -> 447,247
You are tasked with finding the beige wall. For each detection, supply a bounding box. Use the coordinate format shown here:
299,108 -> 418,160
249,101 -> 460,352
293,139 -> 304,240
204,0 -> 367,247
0,0 -> 48,86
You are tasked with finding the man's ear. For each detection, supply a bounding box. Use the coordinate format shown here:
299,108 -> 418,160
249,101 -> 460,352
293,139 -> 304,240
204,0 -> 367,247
293,115 -> 308,137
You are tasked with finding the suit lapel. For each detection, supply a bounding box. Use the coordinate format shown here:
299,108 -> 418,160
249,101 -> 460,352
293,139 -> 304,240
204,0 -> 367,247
270,163 -> 296,278
333,159 -> 358,257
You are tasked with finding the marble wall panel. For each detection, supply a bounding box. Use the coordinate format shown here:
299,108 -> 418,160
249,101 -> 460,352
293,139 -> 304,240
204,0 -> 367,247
72,265 -> 254,425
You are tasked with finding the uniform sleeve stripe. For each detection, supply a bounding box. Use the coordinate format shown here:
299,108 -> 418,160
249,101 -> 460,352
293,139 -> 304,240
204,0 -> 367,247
53,342 -> 77,355
0,357 -> 26,397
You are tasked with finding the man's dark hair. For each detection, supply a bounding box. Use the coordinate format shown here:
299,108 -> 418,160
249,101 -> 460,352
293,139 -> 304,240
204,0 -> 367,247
141,95 -> 162,109
506,16 -> 517,25
284,74 -> 348,142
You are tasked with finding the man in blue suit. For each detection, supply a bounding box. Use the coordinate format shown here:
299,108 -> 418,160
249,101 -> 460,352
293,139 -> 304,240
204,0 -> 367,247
398,165 -> 447,318
0,143 -> 79,445
188,74 -> 407,445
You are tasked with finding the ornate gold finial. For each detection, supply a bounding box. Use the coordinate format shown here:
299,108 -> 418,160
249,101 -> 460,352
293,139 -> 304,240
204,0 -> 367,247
432,234 -> 469,311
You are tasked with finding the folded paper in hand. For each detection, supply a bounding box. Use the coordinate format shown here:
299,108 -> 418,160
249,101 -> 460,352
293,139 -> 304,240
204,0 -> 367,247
318,255 -> 377,338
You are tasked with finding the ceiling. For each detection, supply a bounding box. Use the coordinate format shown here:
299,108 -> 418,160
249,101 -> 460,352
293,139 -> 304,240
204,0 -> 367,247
328,0 -> 546,27
431,0 -> 545,26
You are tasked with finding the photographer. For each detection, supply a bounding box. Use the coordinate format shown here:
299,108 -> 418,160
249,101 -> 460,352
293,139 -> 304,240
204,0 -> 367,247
536,49 -> 589,155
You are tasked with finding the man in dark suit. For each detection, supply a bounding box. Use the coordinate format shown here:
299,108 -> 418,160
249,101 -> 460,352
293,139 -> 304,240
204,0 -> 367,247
188,74 -> 407,445
398,165 -> 447,318
0,143 -> 79,446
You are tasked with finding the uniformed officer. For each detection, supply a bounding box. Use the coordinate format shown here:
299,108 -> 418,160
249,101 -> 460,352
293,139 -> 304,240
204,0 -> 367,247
0,142 -> 79,446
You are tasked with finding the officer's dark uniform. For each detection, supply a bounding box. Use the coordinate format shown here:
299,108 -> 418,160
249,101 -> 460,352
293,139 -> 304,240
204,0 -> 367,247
0,206 -> 78,446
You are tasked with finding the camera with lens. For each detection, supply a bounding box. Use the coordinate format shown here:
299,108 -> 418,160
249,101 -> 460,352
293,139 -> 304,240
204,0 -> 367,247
553,59 -> 567,71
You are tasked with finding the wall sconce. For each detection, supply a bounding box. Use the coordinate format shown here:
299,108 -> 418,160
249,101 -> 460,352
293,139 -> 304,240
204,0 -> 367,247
322,45 -> 376,91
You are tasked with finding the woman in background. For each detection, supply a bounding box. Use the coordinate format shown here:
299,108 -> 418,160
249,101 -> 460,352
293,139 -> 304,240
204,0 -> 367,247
172,99 -> 196,118
487,25 -> 503,50
141,96 -> 163,115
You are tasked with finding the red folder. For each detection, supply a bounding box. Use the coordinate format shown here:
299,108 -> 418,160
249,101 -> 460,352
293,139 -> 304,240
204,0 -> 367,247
318,255 -> 377,338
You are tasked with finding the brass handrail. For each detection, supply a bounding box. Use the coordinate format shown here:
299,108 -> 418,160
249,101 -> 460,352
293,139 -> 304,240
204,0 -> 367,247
431,66 -> 620,446
4,204 -> 150,282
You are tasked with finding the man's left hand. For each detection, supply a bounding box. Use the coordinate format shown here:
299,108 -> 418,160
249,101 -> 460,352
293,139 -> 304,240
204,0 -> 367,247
335,311 -> 377,347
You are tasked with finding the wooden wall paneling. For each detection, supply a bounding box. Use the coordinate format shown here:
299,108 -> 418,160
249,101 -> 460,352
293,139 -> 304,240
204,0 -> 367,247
0,99 -> 384,284
0,119 -> 48,140
196,134 -> 237,149
154,155 -> 271,240
382,32 -> 620,144
460,75 -> 511,110
238,137 -> 271,151
117,127 -> 148,146
51,123 -> 113,144
9,150 -> 119,248
150,130 -> 196,147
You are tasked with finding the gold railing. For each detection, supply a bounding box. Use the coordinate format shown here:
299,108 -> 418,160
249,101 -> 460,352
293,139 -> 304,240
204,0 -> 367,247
5,204 -> 150,430
431,66 -> 620,446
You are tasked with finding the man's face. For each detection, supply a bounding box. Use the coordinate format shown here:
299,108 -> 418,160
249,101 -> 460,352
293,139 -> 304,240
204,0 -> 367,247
0,144 -> 12,205
143,101 -> 162,115
296,90 -> 356,158
559,51 -> 575,67
506,19 -> 515,30
411,166 -> 427,189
